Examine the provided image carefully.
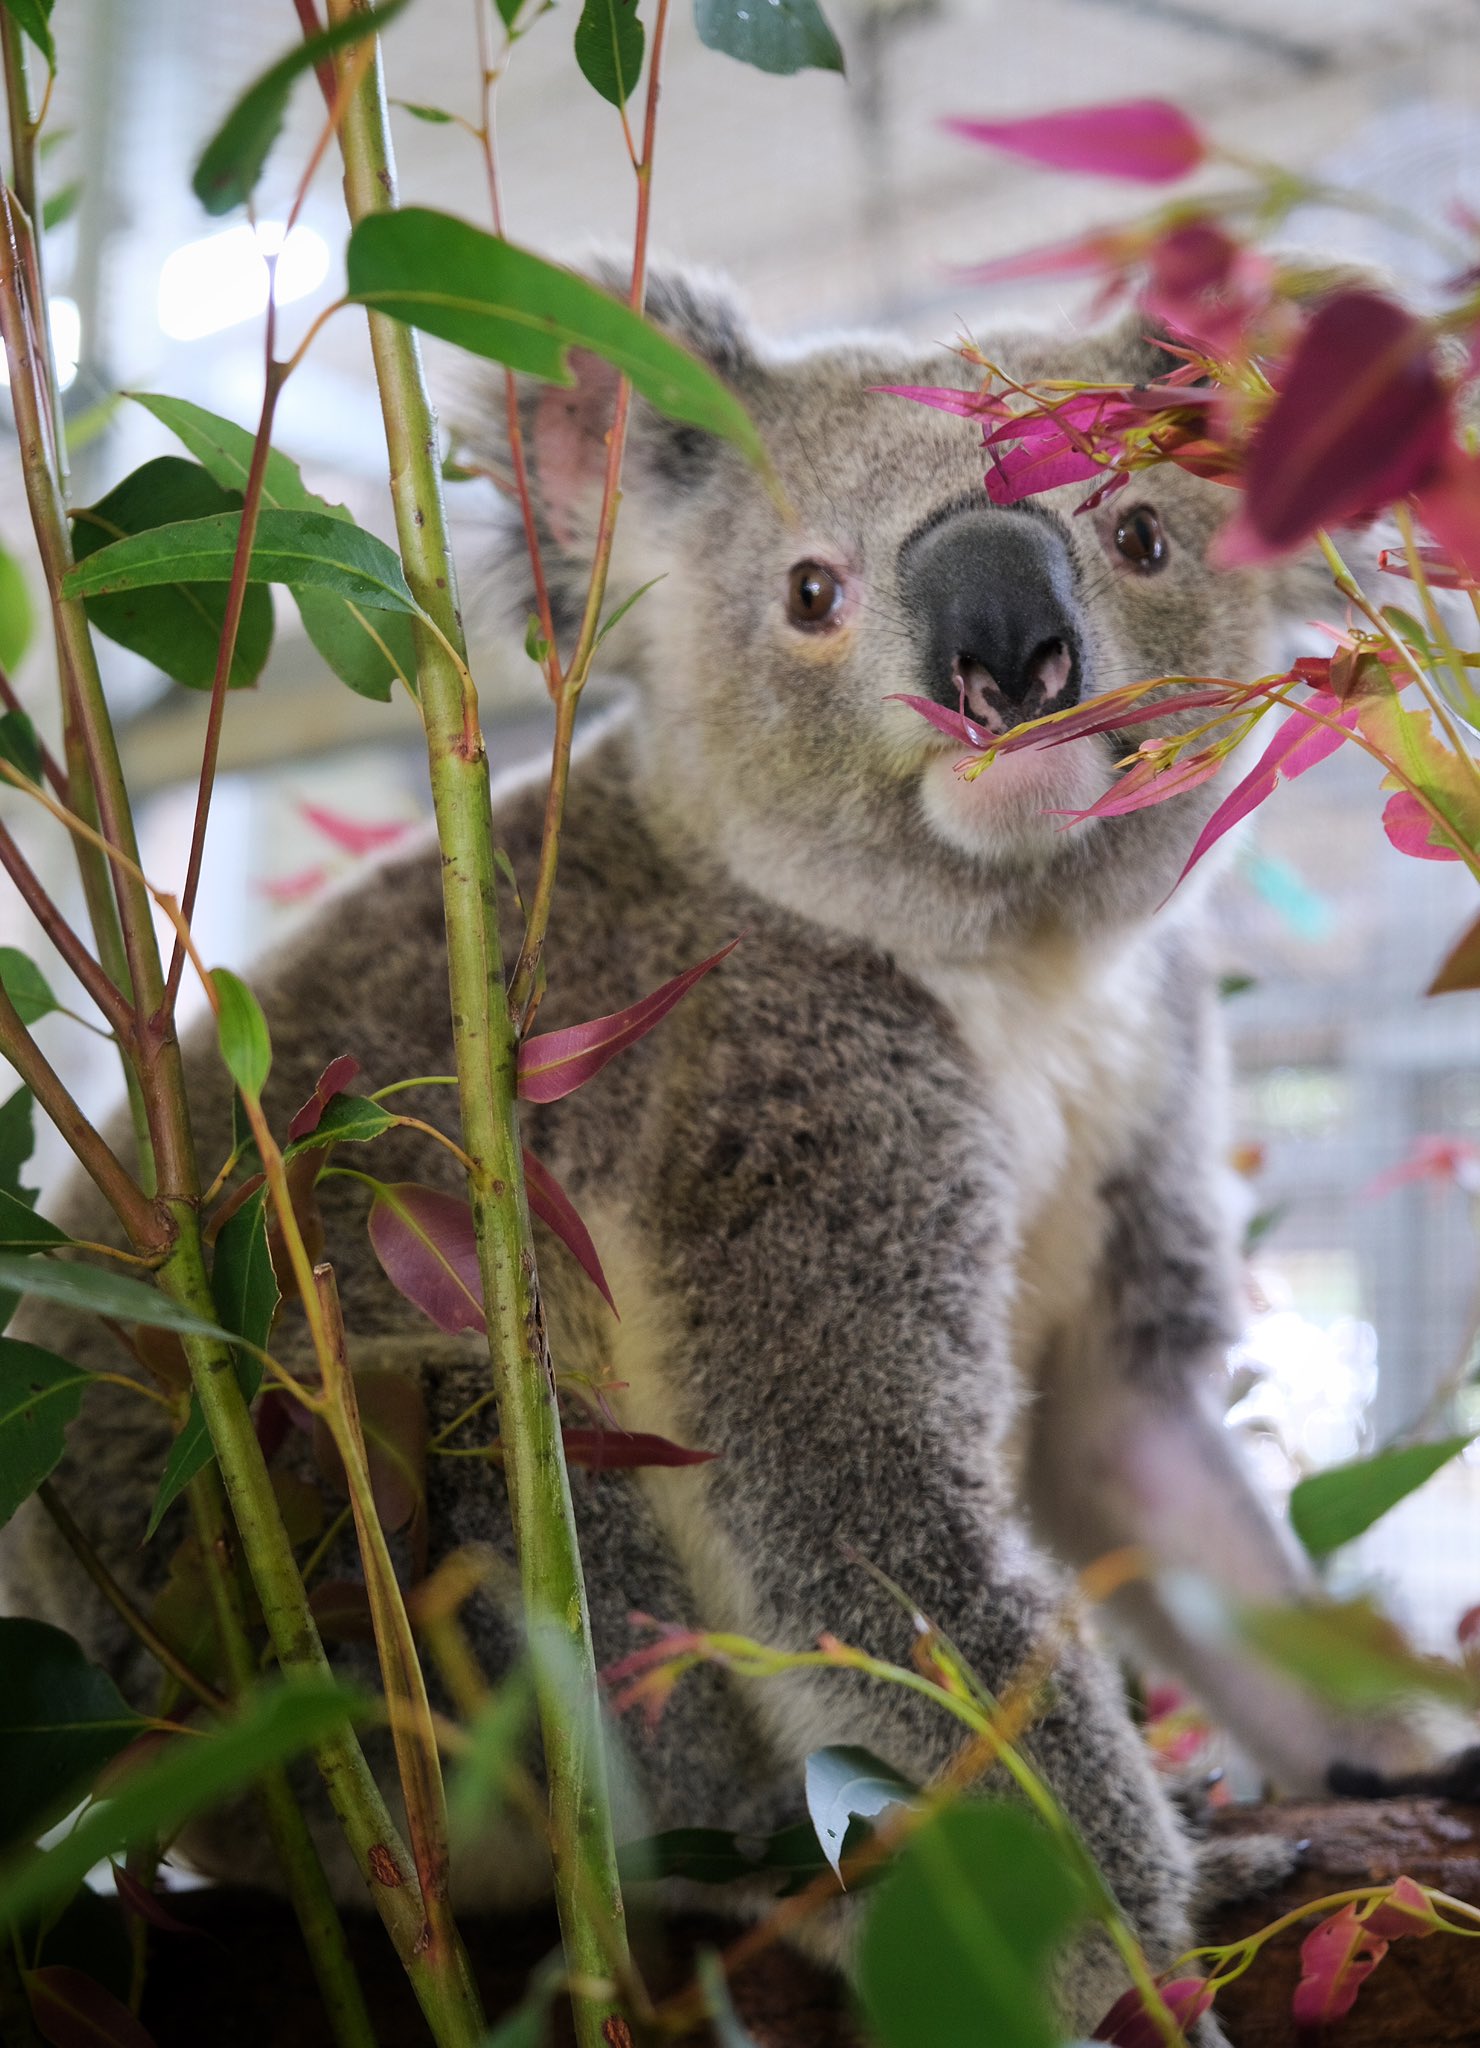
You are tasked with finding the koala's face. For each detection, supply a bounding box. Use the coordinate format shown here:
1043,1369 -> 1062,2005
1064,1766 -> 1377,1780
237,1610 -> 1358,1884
499,273 -> 1288,958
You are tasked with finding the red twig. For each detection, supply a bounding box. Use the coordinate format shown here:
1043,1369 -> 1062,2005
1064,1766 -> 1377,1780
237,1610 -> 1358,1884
0,816 -> 136,1041
292,0 -> 338,109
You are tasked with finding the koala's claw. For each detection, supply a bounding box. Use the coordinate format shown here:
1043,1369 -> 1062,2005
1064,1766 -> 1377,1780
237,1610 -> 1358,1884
1328,1743 -> 1480,1804
1192,1832 -> 1305,1918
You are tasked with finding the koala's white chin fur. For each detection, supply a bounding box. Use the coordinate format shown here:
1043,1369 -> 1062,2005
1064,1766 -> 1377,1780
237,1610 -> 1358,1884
918,735 -> 1112,862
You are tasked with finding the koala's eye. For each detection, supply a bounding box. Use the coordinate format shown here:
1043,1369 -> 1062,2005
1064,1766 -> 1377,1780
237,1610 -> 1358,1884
1113,505 -> 1169,574
786,560 -> 843,629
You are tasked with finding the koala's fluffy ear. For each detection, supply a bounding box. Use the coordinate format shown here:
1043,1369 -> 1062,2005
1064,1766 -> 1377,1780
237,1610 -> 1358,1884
461,259 -> 755,638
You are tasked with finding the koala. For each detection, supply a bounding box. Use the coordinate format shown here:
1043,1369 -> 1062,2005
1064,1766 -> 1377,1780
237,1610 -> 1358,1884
3,266 -> 1470,2040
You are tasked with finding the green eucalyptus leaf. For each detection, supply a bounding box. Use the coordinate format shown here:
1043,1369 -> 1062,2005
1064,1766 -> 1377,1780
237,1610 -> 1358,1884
193,0 -> 411,216
210,968 -> 272,1101
147,1187 -> 278,1541
0,947 -> 58,1028
0,1254 -> 232,1340
698,1952 -> 762,2047
693,0 -> 843,76
285,1092 -> 397,1157
0,1620 -> 146,1846
448,1665 -> 533,1846
392,98 -> 455,122
494,0 -> 525,27
0,1187 -> 68,1251
1240,1594 -> 1477,1711
131,392 -> 416,702
593,573 -> 662,651
0,543 -> 35,672
41,177 -> 81,230
61,506 -> 418,617
70,458 -> 274,691
0,1340 -> 90,1527
574,0 -> 644,106
1291,1437 -> 1474,1559
618,1818 -> 826,1887
345,210 -> 767,470
0,1086 -> 37,1207
856,1802 -> 1090,2048
0,1676 -> 363,1923
0,708 -> 43,785
0,0 -> 55,72
804,1744 -> 916,1880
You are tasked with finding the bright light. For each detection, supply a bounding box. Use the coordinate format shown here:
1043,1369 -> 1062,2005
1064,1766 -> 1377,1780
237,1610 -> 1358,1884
156,222 -> 330,343
0,295 -> 81,392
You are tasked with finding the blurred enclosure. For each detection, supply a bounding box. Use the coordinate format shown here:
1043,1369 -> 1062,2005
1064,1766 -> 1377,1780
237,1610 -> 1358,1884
3,0 -> 1480,1644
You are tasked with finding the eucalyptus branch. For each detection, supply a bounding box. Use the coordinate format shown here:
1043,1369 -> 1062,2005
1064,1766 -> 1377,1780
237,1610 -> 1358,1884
1,16 -> 65,488
0,816 -> 137,1041
0,979 -> 162,1245
320,6 -> 634,2040
507,0 -> 672,1026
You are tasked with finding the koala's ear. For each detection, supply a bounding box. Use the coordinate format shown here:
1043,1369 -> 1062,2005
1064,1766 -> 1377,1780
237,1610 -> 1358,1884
462,260 -> 755,625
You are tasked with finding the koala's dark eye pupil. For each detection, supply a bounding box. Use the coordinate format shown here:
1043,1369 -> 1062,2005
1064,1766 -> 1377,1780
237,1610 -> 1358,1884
1114,505 -> 1168,573
787,560 -> 842,627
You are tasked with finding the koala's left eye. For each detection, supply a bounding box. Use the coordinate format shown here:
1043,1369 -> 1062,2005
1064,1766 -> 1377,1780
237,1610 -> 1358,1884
786,560 -> 844,629
1113,505 -> 1169,574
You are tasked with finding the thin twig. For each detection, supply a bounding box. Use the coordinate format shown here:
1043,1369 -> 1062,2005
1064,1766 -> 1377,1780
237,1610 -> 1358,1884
0,815 -> 137,1041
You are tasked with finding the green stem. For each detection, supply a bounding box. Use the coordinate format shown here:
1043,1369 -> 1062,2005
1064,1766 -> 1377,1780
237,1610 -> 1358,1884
322,8 -> 632,2041
185,1466 -> 379,2048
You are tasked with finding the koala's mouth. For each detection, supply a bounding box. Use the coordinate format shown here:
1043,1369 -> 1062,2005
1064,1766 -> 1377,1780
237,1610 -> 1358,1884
951,638 -> 1078,738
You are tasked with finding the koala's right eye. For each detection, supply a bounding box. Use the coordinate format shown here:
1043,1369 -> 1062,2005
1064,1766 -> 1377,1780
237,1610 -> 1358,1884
786,561 -> 844,630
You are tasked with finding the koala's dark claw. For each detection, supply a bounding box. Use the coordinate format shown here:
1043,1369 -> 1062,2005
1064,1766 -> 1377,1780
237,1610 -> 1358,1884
1328,1745 -> 1480,1804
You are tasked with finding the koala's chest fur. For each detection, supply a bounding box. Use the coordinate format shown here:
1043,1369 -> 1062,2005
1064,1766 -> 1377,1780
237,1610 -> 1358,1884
912,931 -> 1166,1391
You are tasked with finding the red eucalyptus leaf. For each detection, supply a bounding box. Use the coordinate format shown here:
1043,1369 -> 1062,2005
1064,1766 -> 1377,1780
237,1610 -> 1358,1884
288,1054 -> 363,1140
1418,446 -> 1480,584
944,99 -> 1206,183
299,801 -> 414,858
1176,691 -> 1354,883
112,1862 -> 199,1936
1363,1135 -> 1480,1201
258,865 -> 329,904
1430,906 -> 1480,995
313,1369 -> 427,1535
1093,1975 -> 1215,2045
518,939 -> 740,1104
953,225 -> 1133,286
986,438 -> 1108,504
523,1148 -> 617,1313
1382,788 -> 1464,861
25,1965 -> 158,2048
1218,292 -> 1450,563
367,1182 -> 485,1335
994,681 -> 1262,754
1292,1903 -> 1388,2028
562,1426 -> 715,1471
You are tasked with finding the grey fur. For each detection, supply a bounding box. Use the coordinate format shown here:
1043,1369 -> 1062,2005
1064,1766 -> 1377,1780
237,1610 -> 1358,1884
0,269 -> 1438,2039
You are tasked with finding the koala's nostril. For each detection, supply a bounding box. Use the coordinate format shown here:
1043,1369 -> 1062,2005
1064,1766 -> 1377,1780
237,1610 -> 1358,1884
1029,638 -> 1074,703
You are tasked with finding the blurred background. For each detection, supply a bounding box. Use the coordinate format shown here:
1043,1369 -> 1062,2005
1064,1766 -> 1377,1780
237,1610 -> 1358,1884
3,0 -> 1480,1653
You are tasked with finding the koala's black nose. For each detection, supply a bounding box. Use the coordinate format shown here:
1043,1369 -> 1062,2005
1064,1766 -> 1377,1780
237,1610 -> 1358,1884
899,505 -> 1086,734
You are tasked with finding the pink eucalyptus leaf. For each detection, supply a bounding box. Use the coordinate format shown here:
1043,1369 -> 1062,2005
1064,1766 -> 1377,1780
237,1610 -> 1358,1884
299,801 -> 415,858
1093,1975 -> 1216,2045
367,1182 -> 485,1335
561,1426 -> 716,1471
870,383 -> 1010,422
1177,692 -> 1354,882
258,865 -> 329,904
994,681 -> 1258,755
1219,292 -> 1450,563
1363,1135 -> 1480,1201
1382,788 -> 1464,862
1377,543 -> 1476,589
1365,1874 -> 1444,1940
886,693 -> 992,751
1057,743 -> 1225,822
24,1965 -> 158,2048
518,940 -> 740,1104
523,1147 -> 617,1314
986,439 -> 1109,504
1416,444 -> 1480,583
944,100 -> 1206,183
1292,1904 -> 1388,2029
953,226 -> 1134,286
287,1053 -> 363,1141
